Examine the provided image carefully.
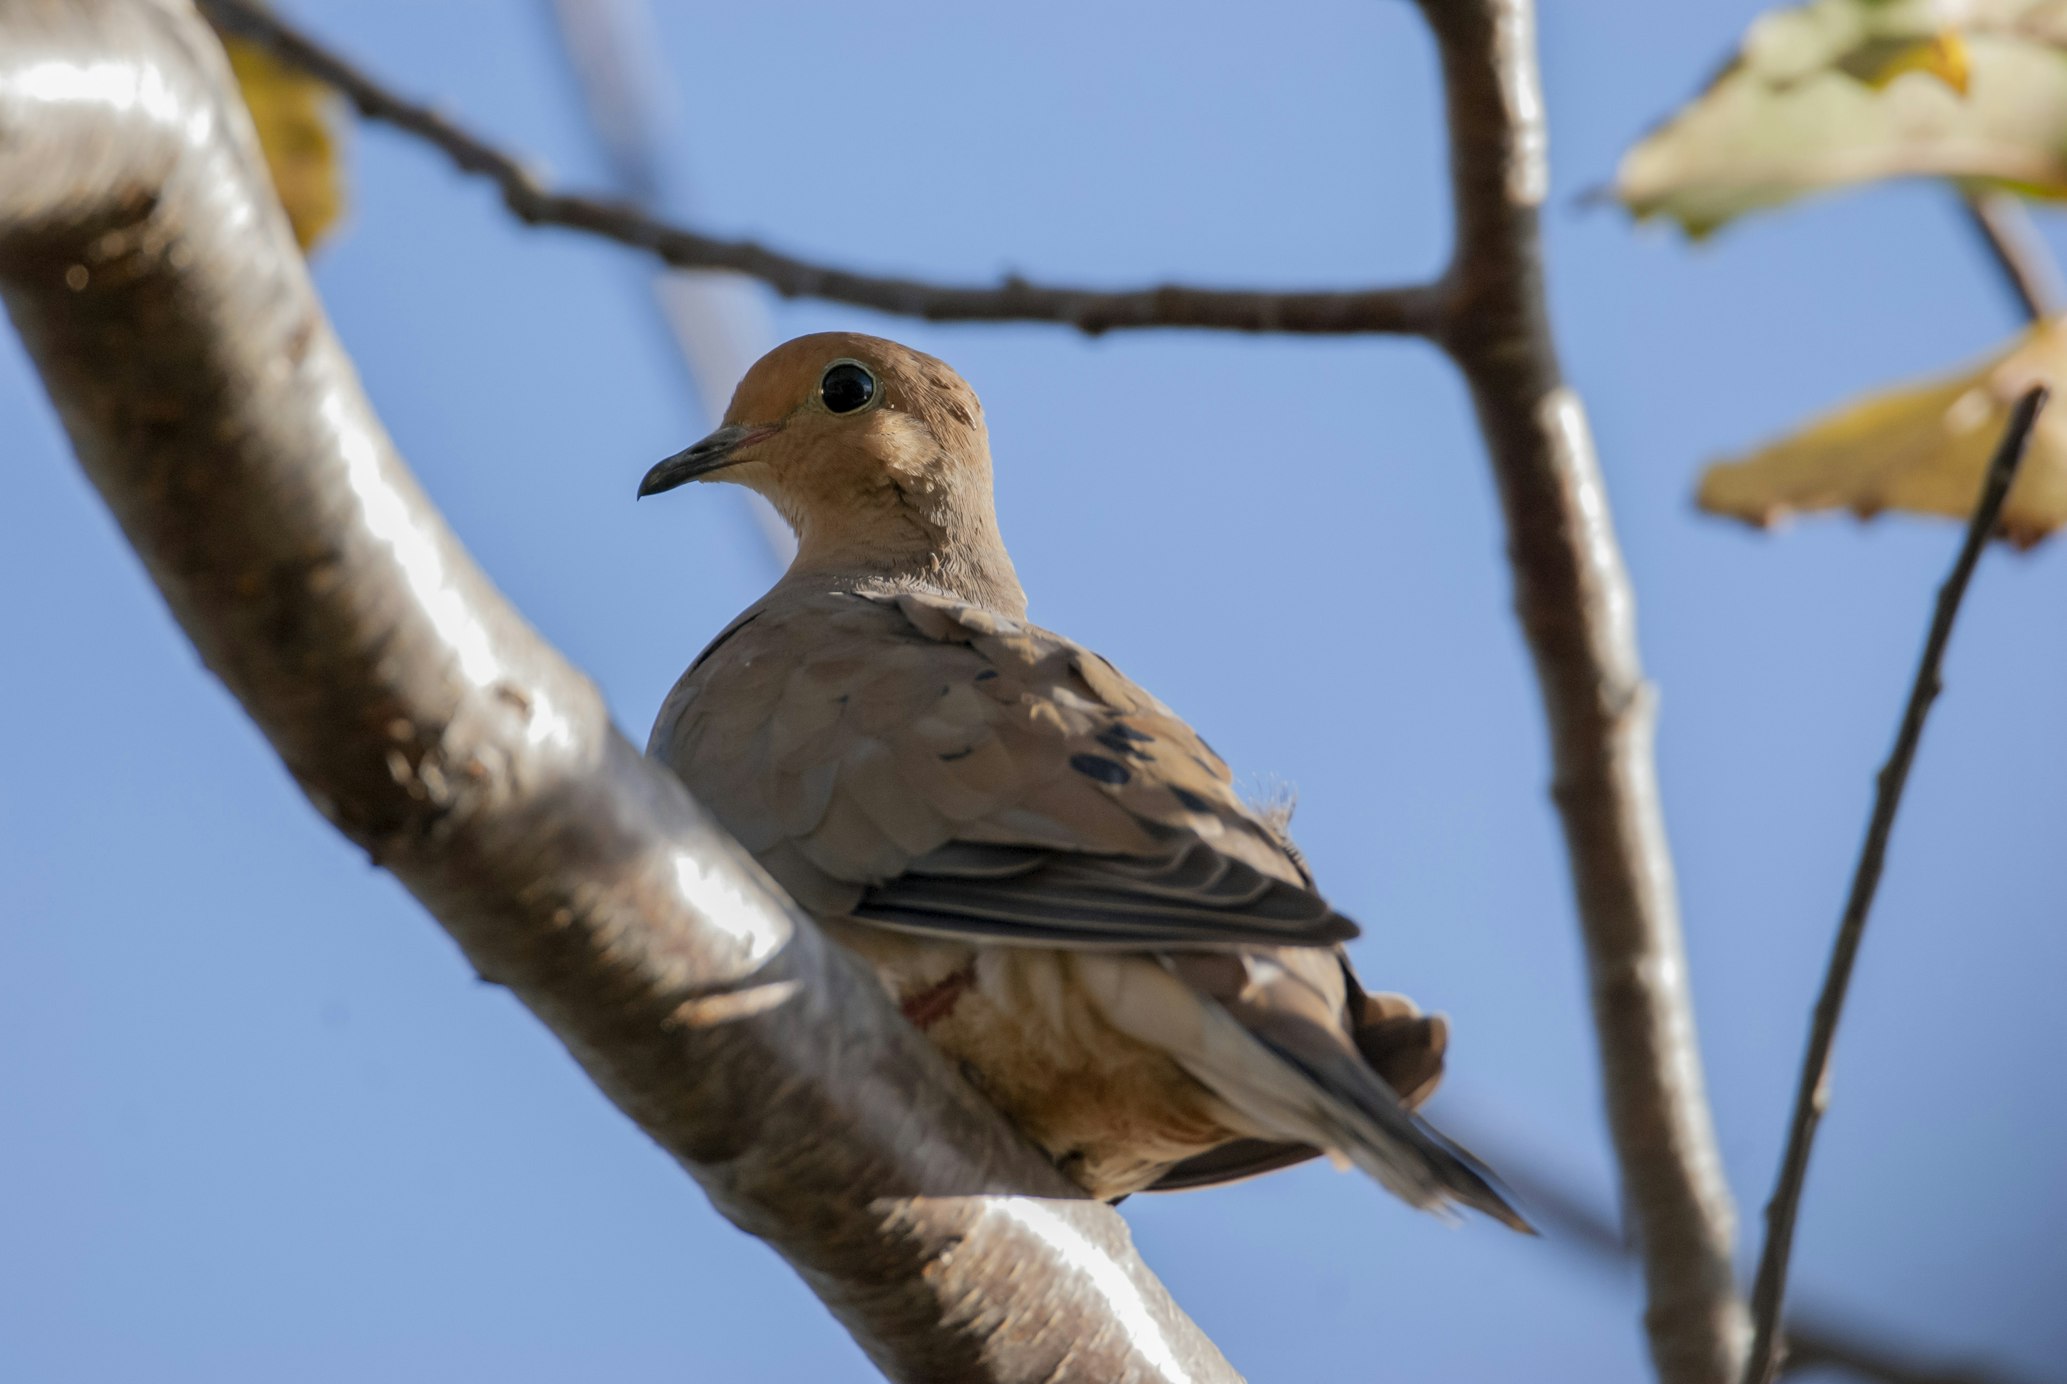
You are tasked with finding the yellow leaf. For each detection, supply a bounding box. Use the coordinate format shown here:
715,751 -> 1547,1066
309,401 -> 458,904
224,36 -> 345,253
1698,323 -> 2067,547
1617,0 -> 2067,235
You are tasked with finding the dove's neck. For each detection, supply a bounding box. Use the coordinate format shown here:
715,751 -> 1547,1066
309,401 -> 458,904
779,481 -> 1028,619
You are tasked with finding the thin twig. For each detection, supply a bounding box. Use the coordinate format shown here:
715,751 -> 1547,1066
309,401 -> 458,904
1741,387 -> 2049,1384
198,0 -> 1443,337
1959,193 -> 2062,323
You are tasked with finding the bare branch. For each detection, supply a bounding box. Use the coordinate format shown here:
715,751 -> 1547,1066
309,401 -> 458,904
1411,3 -> 1749,1380
1959,193 -> 2063,324
1741,388 -> 2048,1384
0,4 -> 1241,1381
196,0 -> 1442,338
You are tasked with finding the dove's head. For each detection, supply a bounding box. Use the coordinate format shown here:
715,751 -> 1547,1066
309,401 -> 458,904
640,332 -> 1024,615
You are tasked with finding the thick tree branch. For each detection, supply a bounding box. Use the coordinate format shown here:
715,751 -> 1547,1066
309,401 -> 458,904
197,0 -> 1443,337
0,4 -> 1240,1381
1741,390 -> 2047,1384
1413,4 -> 1749,1382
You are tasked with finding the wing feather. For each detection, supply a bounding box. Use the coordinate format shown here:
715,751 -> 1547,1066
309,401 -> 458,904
651,585 -> 1351,951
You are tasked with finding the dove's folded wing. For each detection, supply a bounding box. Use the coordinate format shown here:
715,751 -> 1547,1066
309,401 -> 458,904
650,584 -> 1356,951
855,839 -> 1353,949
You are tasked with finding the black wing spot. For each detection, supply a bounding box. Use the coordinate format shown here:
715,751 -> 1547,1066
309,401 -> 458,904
939,746 -> 976,762
1094,724 -> 1154,759
1070,753 -> 1131,786
1172,787 -> 1214,813
974,669 -> 1000,682
1091,727 -> 1157,760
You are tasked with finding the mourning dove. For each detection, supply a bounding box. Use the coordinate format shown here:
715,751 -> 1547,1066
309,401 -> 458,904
639,332 -> 1525,1228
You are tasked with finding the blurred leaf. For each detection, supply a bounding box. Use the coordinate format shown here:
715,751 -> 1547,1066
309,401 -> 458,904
1699,321 -> 2067,546
1617,0 -> 2067,235
1832,31 -> 1971,93
223,35 -> 346,253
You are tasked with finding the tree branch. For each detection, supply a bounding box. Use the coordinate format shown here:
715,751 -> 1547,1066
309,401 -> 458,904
196,0 -> 1443,338
0,4 -> 1241,1381
1412,4 -> 1749,1381
1741,388 -> 2048,1384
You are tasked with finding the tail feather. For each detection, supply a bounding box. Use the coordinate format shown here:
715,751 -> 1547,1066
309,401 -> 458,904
1255,1030 -> 1534,1233
1154,955 -> 1532,1231
1087,949 -> 1530,1228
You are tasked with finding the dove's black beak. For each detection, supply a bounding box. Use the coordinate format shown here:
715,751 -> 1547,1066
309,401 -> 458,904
638,424 -> 779,499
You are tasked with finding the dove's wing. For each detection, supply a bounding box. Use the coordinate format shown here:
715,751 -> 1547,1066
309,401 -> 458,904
650,584 -> 1355,951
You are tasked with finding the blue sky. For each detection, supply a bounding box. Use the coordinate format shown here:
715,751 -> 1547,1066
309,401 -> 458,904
3,2 -> 2063,1380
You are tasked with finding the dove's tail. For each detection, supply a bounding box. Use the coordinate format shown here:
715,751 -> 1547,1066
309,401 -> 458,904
1155,985 -> 1532,1231
1078,950 -> 1530,1227
1251,1025 -> 1534,1232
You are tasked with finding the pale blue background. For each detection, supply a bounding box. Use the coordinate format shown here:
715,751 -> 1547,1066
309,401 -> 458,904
4,3 -> 2063,1380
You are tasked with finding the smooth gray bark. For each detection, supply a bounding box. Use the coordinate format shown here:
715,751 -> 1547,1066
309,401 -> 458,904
0,4 -> 1240,1380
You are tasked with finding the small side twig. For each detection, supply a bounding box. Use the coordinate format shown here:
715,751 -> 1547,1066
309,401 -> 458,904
197,0 -> 1444,338
1741,386 -> 2049,1384
1959,193 -> 2062,324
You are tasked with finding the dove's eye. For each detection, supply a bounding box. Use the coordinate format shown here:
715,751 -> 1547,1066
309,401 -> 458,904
820,361 -> 877,414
